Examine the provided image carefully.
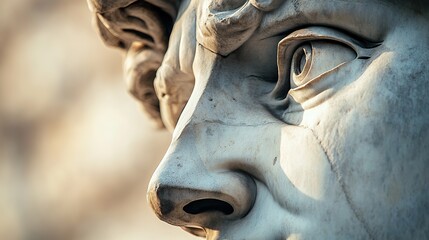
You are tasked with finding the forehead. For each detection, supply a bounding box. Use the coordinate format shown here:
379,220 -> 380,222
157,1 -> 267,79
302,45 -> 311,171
193,0 -> 418,56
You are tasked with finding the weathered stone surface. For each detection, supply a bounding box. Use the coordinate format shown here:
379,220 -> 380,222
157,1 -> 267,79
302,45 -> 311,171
91,0 -> 429,239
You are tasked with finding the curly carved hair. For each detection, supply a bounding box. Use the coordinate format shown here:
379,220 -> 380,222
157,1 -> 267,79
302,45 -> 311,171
88,0 -> 181,127
88,0 -> 284,126
198,0 -> 283,56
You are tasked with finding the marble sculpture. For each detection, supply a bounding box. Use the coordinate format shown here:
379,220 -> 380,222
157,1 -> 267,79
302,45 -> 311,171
88,0 -> 429,239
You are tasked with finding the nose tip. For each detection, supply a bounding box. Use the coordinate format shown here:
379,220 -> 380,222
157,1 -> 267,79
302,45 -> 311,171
147,169 -> 256,232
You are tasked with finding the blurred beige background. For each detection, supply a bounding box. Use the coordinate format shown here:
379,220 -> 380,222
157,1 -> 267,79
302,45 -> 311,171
0,1 -> 195,239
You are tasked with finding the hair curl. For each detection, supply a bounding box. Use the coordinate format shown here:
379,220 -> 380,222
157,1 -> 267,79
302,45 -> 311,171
197,0 -> 282,56
88,0 -> 180,127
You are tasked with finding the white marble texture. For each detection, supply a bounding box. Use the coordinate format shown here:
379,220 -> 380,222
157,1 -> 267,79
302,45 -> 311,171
91,0 -> 429,239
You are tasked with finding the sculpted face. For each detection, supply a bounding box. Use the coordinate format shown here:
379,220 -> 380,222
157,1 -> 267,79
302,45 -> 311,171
89,0 -> 429,239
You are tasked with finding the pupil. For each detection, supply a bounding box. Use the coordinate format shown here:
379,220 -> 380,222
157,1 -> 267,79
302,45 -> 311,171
294,46 -> 308,76
299,49 -> 307,74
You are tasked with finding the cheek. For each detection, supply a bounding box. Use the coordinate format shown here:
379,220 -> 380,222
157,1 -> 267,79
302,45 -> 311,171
309,51 -> 396,154
279,126 -> 339,200
315,49 -> 427,168
306,48 -> 429,230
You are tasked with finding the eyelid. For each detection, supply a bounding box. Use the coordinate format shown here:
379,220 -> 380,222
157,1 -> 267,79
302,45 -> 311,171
272,27 -> 381,99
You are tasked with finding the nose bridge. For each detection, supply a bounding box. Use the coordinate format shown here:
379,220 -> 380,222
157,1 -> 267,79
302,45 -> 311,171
172,44 -> 246,136
147,51 -> 260,230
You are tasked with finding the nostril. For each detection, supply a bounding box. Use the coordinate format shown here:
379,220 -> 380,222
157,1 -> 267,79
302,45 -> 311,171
183,198 -> 234,215
148,170 -> 257,227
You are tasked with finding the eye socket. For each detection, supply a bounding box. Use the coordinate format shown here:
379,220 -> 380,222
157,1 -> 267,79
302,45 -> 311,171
271,27 -> 379,100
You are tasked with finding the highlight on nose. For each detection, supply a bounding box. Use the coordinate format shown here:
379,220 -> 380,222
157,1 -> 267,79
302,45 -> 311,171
147,119 -> 257,235
147,169 -> 257,233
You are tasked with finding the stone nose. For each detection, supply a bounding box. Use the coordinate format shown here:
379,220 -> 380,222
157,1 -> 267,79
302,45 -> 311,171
147,138 -> 257,235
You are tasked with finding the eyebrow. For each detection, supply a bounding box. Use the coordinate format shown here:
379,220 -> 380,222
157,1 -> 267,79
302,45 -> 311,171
256,0 -> 394,42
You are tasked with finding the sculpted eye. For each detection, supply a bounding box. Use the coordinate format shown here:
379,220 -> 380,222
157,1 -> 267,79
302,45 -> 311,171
271,27 -> 379,100
289,41 -> 356,89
